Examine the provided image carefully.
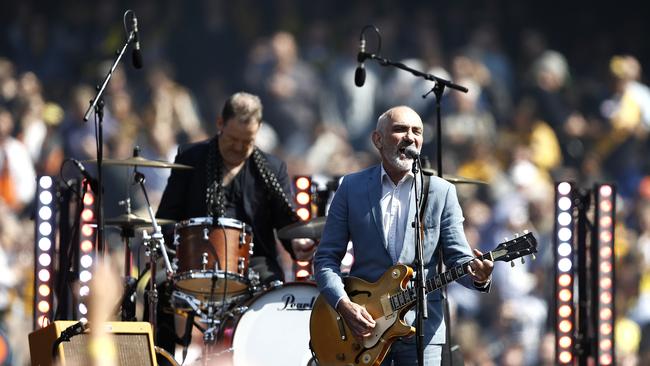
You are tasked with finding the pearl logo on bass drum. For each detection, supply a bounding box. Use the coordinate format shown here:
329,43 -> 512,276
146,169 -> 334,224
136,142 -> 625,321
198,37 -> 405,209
279,293 -> 316,311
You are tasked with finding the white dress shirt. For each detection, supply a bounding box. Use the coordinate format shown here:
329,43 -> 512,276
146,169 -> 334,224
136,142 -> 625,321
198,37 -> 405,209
380,165 -> 415,263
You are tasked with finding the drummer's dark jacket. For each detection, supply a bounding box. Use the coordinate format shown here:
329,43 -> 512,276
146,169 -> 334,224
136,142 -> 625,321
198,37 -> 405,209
156,137 -> 299,279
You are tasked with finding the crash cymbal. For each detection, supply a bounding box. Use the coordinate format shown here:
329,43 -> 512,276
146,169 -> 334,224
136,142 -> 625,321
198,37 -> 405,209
422,168 -> 487,185
104,213 -> 176,228
84,156 -> 193,169
277,216 -> 326,240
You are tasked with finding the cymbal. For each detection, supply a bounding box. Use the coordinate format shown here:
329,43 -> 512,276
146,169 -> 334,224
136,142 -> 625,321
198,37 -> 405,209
104,213 -> 176,228
84,156 -> 193,169
422,168 -> 487,185
277,216 -> 326,240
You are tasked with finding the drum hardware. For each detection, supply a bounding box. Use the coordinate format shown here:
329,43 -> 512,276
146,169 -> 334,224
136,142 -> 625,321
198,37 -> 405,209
247,269 -> 261,293
201,253 -> 209,271
238,258 -> 245,273
202,227 -> 209,240
266,280 -> 284,290
239,223 -> 247,246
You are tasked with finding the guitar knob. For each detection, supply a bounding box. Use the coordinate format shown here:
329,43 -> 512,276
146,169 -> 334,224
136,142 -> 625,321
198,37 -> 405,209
511,261 -> 515,268
521,257 -> 525,264
532,253 -> 536,260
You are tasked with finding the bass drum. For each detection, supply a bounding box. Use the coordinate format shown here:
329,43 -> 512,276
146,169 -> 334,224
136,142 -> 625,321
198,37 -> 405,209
220,282 -> 319,366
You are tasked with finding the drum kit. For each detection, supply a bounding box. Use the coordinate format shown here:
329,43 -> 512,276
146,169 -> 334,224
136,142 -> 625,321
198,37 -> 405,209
89,151 -> 486,366
89,152 -> 327,366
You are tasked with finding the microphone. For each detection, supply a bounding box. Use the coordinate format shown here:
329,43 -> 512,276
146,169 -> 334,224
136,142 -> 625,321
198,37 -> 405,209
404,146 -> 420,160
354,35 -> 367,87
71,159 -> 100,193
131,13 -> 143,69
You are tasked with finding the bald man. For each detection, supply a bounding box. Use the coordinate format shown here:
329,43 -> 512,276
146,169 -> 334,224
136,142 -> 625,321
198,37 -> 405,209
314,106 -> 493,365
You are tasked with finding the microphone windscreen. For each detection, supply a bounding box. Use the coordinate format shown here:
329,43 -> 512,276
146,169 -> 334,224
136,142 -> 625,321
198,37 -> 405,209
404,146 -> 420,159
354,66 -> 366,87
132,49 -> 143,69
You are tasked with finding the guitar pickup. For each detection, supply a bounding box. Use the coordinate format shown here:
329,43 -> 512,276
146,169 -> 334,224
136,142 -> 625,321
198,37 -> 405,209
380,294 -> 393,316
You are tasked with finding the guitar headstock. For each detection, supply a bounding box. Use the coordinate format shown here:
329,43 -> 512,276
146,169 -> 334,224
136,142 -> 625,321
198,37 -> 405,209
490,231 -> 538,263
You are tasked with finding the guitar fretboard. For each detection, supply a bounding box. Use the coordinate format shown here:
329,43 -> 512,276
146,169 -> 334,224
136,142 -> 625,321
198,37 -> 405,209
388,253 -> 491,311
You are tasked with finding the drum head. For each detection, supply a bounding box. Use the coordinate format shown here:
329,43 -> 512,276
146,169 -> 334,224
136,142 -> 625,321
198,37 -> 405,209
174,270 -> 249,295
231,283 -> 318,366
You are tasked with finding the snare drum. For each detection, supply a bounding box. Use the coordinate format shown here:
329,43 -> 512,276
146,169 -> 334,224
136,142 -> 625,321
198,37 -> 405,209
174,217 -> 253,298
219,283 -> 318,366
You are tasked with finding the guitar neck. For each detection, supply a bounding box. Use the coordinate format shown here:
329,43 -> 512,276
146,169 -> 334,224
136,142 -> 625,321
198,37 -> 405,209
389,252 -> 493,311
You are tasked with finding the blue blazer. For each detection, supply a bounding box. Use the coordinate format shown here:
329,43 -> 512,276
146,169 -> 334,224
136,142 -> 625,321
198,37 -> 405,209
314,165 -> 486,345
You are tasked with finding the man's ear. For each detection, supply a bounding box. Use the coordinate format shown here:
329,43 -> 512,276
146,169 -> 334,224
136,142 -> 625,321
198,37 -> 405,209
371,130 -> 382,150
216,117 -> 224,133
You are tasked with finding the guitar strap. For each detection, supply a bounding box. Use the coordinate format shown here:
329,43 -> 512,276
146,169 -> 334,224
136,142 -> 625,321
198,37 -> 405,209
418,173 -> 430,242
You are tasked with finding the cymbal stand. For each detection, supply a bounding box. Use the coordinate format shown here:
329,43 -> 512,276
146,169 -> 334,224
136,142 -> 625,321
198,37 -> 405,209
135,168 -> 174,340
118,198 -> 138,321
117,198 -> 137,278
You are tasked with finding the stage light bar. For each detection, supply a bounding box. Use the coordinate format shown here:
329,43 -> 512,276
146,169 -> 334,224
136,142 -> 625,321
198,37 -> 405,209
293,176 -> 313,221
33,176 -> 57,329
593,183 -> 616,365
554,181 -> 576,365
294,260 -> 312,281
77,189 -> 95,323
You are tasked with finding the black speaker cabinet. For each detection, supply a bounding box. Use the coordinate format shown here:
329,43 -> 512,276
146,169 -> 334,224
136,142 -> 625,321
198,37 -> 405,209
29,321 -> 157,366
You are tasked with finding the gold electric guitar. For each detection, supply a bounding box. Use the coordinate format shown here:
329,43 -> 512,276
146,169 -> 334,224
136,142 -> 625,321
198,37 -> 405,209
309,232 -> 537,366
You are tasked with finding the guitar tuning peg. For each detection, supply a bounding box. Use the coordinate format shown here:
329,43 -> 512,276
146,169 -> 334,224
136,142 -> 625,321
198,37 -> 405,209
511,261 -> 515,268
504,237 -> 509,242
521,257 -> 525,264
514,232 -> 519,237
532,254 -> 536,260
523,229 -> 529,234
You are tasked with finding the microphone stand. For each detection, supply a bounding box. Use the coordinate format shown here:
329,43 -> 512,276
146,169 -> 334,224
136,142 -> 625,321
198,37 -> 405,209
82,21 -> 138,257
410,156 -> 427,366
429,82 -> 456,366
360,39 -> 467,366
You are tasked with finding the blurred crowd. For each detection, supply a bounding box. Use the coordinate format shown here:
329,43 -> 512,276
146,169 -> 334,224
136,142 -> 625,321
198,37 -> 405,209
1,0 -> 650,365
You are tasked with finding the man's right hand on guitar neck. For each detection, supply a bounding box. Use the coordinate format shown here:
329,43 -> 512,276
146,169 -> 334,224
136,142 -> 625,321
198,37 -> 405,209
336,297 -> 377,341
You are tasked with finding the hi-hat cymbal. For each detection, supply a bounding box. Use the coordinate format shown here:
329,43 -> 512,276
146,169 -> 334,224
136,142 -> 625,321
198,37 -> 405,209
84,156 -> 193,169
277,216 -> 327,240
104,213 -> 176,228
422,168 -> 487,185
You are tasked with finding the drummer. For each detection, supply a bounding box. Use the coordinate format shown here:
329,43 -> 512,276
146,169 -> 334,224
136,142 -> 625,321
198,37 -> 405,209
155,91 -> 316,351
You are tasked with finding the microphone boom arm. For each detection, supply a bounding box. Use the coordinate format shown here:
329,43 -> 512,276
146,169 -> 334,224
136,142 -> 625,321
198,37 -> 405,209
359,52 -> 468,94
